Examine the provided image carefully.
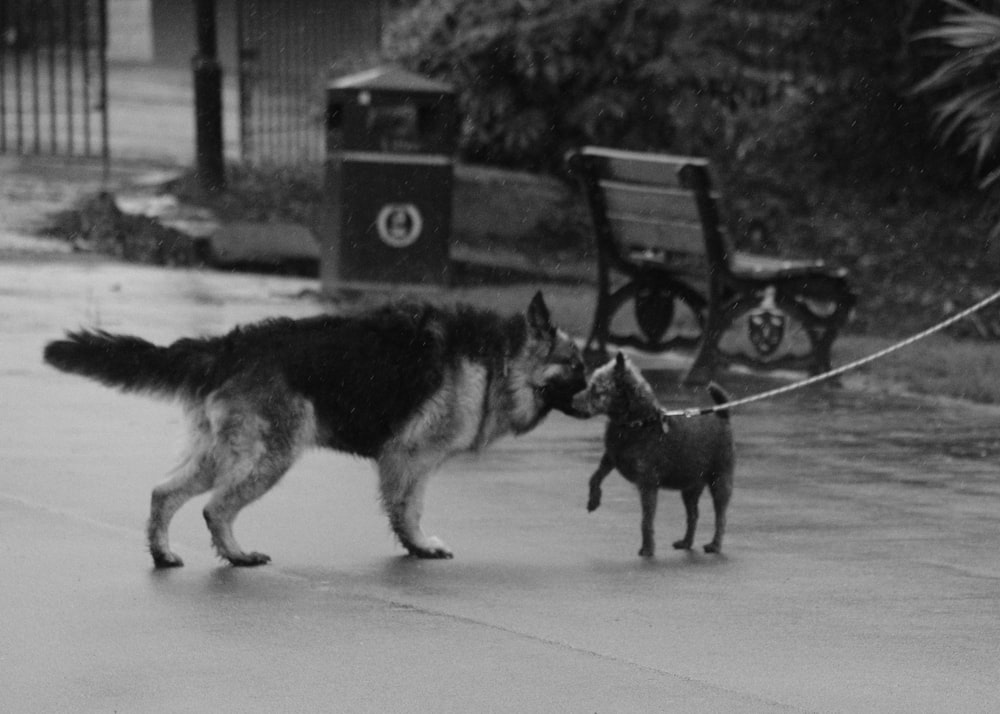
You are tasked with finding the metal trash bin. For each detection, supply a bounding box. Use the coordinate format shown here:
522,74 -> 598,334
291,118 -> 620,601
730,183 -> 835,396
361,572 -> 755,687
322,66 -> 456,288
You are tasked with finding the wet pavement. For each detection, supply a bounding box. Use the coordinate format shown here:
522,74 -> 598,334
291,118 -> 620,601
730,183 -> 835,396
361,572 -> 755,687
2,257 -> 999,712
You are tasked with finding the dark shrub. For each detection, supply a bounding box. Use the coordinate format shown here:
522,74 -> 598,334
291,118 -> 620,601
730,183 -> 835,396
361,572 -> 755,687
384,0 -> 681,172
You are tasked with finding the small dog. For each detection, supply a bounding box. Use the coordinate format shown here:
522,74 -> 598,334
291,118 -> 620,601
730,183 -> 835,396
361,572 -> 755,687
572,352 -> 734,558
43,292 -> 586,568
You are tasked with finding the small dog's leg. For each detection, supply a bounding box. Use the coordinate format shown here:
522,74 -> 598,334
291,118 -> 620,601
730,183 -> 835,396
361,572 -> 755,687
377,448 -> 452,559
637,486 -> 659,557
587,453 -> 614,512
673,486 -> 703,551
704,475 -> 732,554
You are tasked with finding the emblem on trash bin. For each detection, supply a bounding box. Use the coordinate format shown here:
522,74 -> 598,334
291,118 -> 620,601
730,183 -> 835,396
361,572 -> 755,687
376,203 -> 423,248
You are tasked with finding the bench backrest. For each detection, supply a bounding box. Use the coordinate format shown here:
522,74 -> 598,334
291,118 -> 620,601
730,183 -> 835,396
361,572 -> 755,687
568,147 -> 729,275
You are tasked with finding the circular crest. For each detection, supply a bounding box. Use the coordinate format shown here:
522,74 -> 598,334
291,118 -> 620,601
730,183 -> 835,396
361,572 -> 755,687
375,203 -> 424,248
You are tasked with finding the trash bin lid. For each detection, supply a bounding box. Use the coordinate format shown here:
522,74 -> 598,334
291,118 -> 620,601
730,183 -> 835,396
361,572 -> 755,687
328,66 -> 453,95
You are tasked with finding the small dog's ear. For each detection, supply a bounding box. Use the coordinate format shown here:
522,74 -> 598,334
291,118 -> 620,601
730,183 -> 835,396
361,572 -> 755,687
527,291 -> 554,337
614,351 -> 626,371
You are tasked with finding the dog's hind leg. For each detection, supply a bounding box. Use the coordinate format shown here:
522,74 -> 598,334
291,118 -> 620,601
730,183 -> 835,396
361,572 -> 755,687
202,434 -> 301,566
202,456 -> 293,566
673,485 -> 704,551
201,390 -> 314,566
149,454 -> 215,568
148,408 -> 217,568
377,448 -> 452,559
704,475 -> 731,554
638,485 -> 659,557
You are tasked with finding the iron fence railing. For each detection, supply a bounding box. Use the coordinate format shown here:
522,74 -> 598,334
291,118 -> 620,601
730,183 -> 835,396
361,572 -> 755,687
0,0 -> 108,164
236,0 -> 381,166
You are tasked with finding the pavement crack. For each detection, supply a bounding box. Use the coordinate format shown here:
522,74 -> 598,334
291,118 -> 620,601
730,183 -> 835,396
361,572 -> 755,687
339,586 -> 814,713
0,491 -> 140,539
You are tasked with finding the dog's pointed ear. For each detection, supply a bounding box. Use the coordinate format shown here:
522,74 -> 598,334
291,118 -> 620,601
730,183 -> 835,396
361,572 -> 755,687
614,351 -> 627,372
527,291 -> 554,338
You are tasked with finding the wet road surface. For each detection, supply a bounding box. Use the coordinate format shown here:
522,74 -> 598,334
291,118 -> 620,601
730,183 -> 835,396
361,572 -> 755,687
2,259 -> 999,712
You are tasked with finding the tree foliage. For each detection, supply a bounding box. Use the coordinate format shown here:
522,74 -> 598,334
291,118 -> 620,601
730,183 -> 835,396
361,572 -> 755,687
678,1 -> 956,179
384,0 -> 681,171
385,1 -> 962,186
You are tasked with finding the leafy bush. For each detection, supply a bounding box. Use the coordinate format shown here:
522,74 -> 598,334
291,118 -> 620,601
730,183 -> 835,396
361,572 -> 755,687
384,0 -> 681,172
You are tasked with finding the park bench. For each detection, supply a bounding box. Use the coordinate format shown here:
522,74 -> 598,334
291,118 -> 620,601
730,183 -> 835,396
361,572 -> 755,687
567,146 -> 856,384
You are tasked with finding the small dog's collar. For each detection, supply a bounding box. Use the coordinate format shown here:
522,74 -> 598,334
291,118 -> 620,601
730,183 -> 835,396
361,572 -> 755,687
623,409 -> 670,433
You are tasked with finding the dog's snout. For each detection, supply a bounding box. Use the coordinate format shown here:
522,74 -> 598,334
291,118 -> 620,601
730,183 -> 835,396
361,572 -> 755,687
571,389 -> 591,416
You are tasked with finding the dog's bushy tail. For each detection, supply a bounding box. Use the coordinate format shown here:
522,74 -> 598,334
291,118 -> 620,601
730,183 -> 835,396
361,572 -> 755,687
706,382 -> 731,420
43,329 -> 217,400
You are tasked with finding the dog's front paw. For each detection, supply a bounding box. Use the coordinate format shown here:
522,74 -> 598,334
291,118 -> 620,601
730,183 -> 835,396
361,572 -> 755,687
407,536 -> 454,560
587,490 -> 602,512
638,544 -> 655,558
703,542 -> 722,554
672,539 -> 693,551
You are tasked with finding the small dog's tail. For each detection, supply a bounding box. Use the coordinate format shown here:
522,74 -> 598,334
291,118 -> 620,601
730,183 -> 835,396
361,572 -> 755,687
706,382 -> 731,420
43,329 -> 218,400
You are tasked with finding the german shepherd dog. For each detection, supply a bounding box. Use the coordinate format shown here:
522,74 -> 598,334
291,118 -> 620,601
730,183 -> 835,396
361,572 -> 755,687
43,292 -> 586,568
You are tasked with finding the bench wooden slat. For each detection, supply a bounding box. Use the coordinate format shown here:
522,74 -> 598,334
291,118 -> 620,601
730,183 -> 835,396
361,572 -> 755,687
600,181 -> 701,223
608,214 -> 705,255
584,147 -> 708,188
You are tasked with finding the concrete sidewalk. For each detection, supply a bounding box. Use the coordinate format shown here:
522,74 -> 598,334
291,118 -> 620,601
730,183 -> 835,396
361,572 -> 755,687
1,257 -> 999,712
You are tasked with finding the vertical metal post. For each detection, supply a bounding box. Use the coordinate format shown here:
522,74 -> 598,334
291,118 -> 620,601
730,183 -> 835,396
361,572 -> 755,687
14,0 -> 24,153
80,0 -> 91,156
193,0 -> 225,191
1,0 -> 8,153
48,0 -> 57,154
64,0 -> 73,155
98,0 -> 110,178
30,0 -> 40,153
235,0 -> 249,162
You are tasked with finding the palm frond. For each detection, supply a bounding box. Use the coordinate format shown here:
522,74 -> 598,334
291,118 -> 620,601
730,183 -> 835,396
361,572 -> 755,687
980,164 -> 1000,189
914,0 -> 1000,184
929,87 -> 995,144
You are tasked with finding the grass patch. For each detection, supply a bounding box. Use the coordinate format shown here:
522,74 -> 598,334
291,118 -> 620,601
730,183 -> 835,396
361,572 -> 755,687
838,333 -> 1000,405
171,164 -> 328,229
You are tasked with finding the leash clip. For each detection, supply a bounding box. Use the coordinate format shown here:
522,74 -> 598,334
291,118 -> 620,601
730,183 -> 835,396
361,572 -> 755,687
657,409 -> 670,434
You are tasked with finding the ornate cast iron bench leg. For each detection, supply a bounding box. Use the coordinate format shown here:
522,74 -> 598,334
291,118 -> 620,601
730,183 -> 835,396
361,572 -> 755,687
683,276 -> 727,385
584,268 -> 613,359
807,282 -> 856,375
684,277 -> 856,385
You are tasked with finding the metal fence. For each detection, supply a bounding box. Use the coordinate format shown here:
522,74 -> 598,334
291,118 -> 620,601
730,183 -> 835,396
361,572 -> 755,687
0,0 -> 108,163
236,0 -> 381,166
